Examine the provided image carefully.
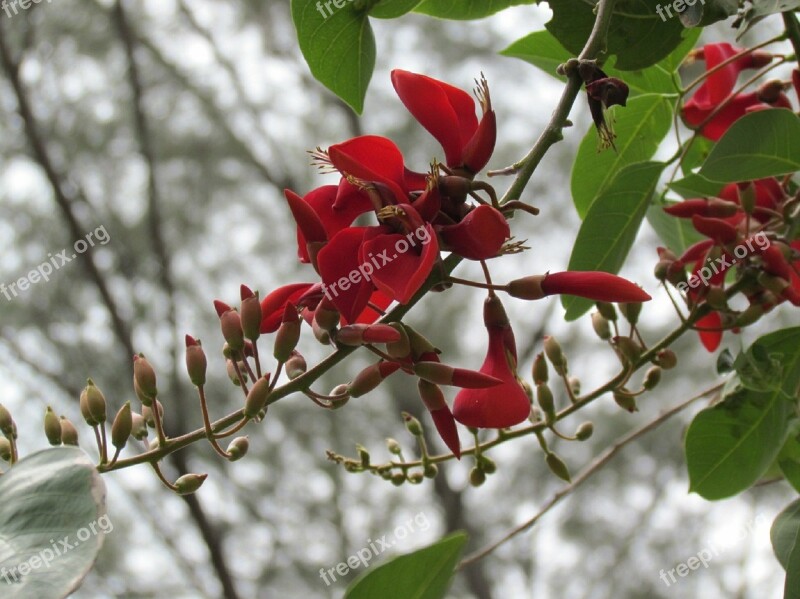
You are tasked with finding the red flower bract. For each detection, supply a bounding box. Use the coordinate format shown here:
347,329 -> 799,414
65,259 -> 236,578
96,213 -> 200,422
438,205 -> 510,260
453,296 -> 530,429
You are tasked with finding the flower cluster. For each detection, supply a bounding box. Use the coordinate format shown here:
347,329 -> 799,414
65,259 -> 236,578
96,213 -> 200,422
249,70 -> 651,456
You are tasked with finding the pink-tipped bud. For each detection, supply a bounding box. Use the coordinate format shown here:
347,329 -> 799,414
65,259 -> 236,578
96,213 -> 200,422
185,335 -> 208,387
133,354 -> 158,406
213,300 -> 232,318
348,362 -> 400,398
543,336 -> 568,375
240,285 -> 262,341
274,302 -> 301,362
337,324 -> 402,346
532,352 -> 548,385
654,348 -> 678,369
219,309 -> 245,352
664,198 -> 739,218
244,375 -> 271,419
412,361 -> 502,389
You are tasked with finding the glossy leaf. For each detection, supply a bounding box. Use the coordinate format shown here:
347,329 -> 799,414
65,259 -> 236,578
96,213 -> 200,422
698,109 -> 800,183
563,162 -> 664,320
771,499 -> 800,599
345,532 -> 467,599
0,447 -> 107,599
370,0 -> 425,18
291,0 -> 376,113
414,0 -> 535,19
571,94 -> 672,218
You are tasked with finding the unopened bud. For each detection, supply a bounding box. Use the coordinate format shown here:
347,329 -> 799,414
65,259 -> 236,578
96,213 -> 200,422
424,463 -> 439,478
313,302 -> 340,333
356,444 -> 370,467
618,302 -> 642,326
403,412 -> 423,436
349,361 -> 402,399
111,402 -> 133,450
595,302 -> 617,321
532,352 -> 548,385
480,456 -> 497,474
185,336 -> 208,387
391,472 -> 406,486
611,336 -> 643,364
568,376 -> 581,396
274,303 -> 301,362
131,411 -> 148,440
328,384 -> 350,409
244,375 -> 272,419
654,348 -> 677,369
613,390 -> 638,412
220,308 -> 245,352
226,360 -> 241,386
408,471 -> 424,484
141,401 -> 163,428
592,312 -> 612,340
469,467 -> 486,486
654,260 -> 671,282
337,324 -> 401,346
80,379 -> 107,425
312,319 -> 332,345
44,406 -> 62,446
0,437 -> 10,461
506,275 -> 545,300
227,436 -> 250,461
285,350 -> 308,379
405,326 -> 440,361
706,286 -> 728,310
60,416 -> 79,446
0,404 -> 13,436
536,383 -> 556,422
386,438 -> 402,455
543,336 -> 567,375
643,366 -> 662,390
545,452 -> 571,482
240,285 -> 262,341
386,324 -> 411,359
740,182 -> 756,215
175,473 -> 208,495
413,361 -> 501,388
133,354 -> 158,405
575,421 -> 594,441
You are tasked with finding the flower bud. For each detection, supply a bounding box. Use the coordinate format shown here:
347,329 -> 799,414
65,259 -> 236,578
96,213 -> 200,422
536,383 -> 556,423
328,384 -> 350,409
479,455 -> 497,474
469,467 -> 486,487
141,401 -> 164,428
613,390 -> 638,412
386,438 -> 402,455
739,182 -> 756,215
313,299 -> 340,333
543,336 -> 568,375
356,444 -> 370,467
60,416 -> 80,446
654,260 -> 671,282
545,452 -> 571,482
532,352 -> 548,385
226,360 -> 241,386
312,319 -> 332,345
405,326 -> 440,361
568,376 -> 581,396
348,362 -> 400,398
643,366 -> 662,390
424,463 -> 439,478
285,350 -> 307,379
0,404 -> 14,436
240,285 -> 262,341
403,412 -> 423,436
185,336 -> 207,387
654,348 -> 677,369
337,324 -> 401,346
391,473 -> 406,486
133,354 -> 158,405
592,312 -> 612,340
595,302 -> 617,321
0,437 -> 11,461
131,411 -> 148,440
705,286 -> 728,310
506,275 -> 545,300
226,436 -> 249,461
44,406 -> 62,446
412,361 -> 501,388
175,473 -> 208,495
618,302 -> 642,326
386,324 -> 411,359
244,375 -> 271,419
575,421 -> 594,441
111,402 -> 133,450
80,379 -> 107,425
274,303 -> 301,362
408,471 -> 424,484
218,306 -> 245,353
611,336 -> 643,364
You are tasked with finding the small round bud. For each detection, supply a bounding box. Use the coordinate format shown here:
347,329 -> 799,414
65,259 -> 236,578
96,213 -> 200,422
44,406 -> 62,446
391,473 -> 406,486
532,352 -> 548,385
423,463 -> 439,478
356,444 -> 370,467
111,402 -> 133,450
386,438 -> 402,455
274,303 -> 301,362
226,360 -> 241,386
219,309 -> 245,352
80,379 -> 107,425
244,375 -> 271,419
595,302 -> 617,321
285,351 -> 307,380
613,390 -> 638,413
175,473 -> 208,495
408,471 -> 424,485
0,404 -> 14,436
403,412 -> 423,436
536,383 -> 556,422
185,336 -> 208,387
227,436 -> 250,461
133,354 -> 158,405
575,421 -> 594,441
591,312 -> 611,340
654,348 -> 677,369
0,437 -> 11,462
328,384 -> 350,409
643,366 -> 662,391
479,456 -> 497,474
545,453 -> 571,482
567,376 -> 581,396
611,336 -> 643,364
60,416 -> 79,446
469,467 -> 486,487
543,336 -> 568,375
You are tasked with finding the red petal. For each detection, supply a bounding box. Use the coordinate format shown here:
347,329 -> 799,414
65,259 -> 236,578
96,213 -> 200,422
260,283 -> 314,333
430,407 -> 461,459
438,205 -> 509,260
355,289 -> 393,324
285,189 -> 327,264
316,227 -> 375,323
683,92 -> 764,141
391,69 -> 478,168
328,136 -> 408,203
696,311 -> 723,352
461,109 -> 496,173
540,271 -> 652,303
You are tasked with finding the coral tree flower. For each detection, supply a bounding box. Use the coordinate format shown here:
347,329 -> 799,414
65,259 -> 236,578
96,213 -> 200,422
391,69 -> 496,175
453,296 -> 531,429
507,271 -> 651,303
682,43 -> 775,141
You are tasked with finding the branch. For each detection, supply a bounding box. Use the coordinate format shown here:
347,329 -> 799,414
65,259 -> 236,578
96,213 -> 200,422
458,382 -> 723,568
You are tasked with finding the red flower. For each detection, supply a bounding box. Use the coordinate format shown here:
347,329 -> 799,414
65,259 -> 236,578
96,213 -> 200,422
682,43 -> 774,141
507,271 -> 652,303
438,205 -> 510,260
391,69 -> 496,174
696,311 -> 723,352
260,283 -> 315,333
453,296 -> 530,429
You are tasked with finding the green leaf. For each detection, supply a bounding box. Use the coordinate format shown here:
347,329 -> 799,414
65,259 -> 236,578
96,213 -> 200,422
291,0 -> 376,113
698,109 -> 800,182
545,0 -> 689,71
646,203 -> 704,253
370,0 -> 425,18
696,0 -> 739,26
735,1 -> 800,37
771,499 -> 800,599
571,94 -> 672,218
0,447 -> 107,599
668,172 -> 722,199
345,532 -> 467,599
414,0 -> 535,19
562,162 -> 664,320
685,328 -> 800,500
778,426 -> 800,494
